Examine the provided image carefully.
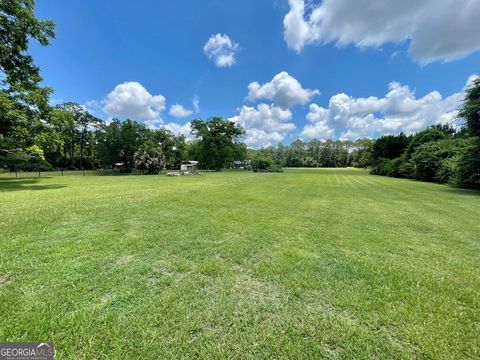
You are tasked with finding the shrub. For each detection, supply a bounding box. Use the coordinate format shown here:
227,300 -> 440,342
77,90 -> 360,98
371,158 -> 403,177
134,141 -> 165,175
405,128 -> 446,157
23,158 -> 54,172
372,133 -> 410,160
397,157 -> 415,178
458,77 -> 480,137
19,145 -> 54,172
410,139 -> 459,183
26,145 -> 45,160
454,137 -> 480,189
265,166 -> 283,173
437,156 -> 460,184
251,155 -> 283,172
251,156 -> 273,171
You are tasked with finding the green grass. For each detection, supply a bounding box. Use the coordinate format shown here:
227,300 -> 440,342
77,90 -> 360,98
0,169 -> 479,359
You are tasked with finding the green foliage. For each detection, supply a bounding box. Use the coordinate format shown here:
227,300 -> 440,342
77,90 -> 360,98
370,123 -> 480,189
0,148 -> 28,170
94,120 -> 187,171
455,137 -> 480,189
23,155 -> 53,171
54,102 -> 101,168
0,0 -> 62,173
405,127 -> 446,157
251,157 -> 271,171
397,156 -> 415,179
350,139 -> 374,168
151,128 -> 186,169
249,138 -> 370,169
0,145 -> 52,171
26,144 -> 44,160
190,117 -> 245,170
458,77 -> 480,136
371,157 -> 403,177
0,0 -> 54,132
119,119 -> 149,170
94,119 -> 145,170
251,155 -> 271,171
0,91 -> 24,139
430,124 -> 457,137
373,133 -> 410,160
134,141 -> 165,175
96,119 -> 122,168
250,155 -> 283,172
0,0 -> 55,92
410,139 -> 458,182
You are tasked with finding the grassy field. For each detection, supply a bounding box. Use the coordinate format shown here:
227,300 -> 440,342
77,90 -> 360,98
0,169 -> 479,359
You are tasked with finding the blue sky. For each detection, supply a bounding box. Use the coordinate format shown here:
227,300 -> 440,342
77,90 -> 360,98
31,0 -> 480,147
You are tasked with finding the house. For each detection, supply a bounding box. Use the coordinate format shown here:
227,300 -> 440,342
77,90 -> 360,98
233,160 -> 251,170
180,161 -> 198,173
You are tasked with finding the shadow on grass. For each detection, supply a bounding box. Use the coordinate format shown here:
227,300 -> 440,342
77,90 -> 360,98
438,186 -> 480,198
0,178 -> 67,192
371,173 -> 480,198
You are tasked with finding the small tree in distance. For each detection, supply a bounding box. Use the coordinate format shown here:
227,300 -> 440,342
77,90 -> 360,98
456,78 -> 480,188
134,141 -> 165,175
459,77 -> 480,137
190,117 -> 245,170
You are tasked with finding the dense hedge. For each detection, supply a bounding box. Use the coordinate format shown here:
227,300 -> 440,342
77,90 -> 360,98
371,133 -> 479,189
371,79 -> 480,189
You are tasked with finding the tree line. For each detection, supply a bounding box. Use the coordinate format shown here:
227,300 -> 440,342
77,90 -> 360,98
369,85 -> 480,189
0,1 -> 246,174
1,100 -> 247,173
247,78 -> 480,189
1,1 -> 478,188
248,79 -> 480,189
248,138 -> 373,170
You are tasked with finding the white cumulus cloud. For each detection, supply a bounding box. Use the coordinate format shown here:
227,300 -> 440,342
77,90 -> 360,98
229,103 -> 295,148
102,82 -> 166,122
203,33 -> 239,67
301,104 -> 335,140
162,122 -> 193,140
283,0 -> 480,63
169,104 -> 193,118
301,75 -> 477,141
247,71 -> 319,109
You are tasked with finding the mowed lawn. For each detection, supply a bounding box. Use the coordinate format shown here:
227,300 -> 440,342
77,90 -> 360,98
0,169 -> 479,359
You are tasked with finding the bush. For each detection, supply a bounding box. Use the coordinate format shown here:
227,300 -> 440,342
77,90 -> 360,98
410,139 -> 459,183
266,166 -> 283,173
372,133 -> 410,160
251,156 -> 273,171
0,151 -> 28,171
454,137 -> 480,189
23,159 -> 54,172
397,157 -> 415,178
251,156 -> 283,172
371,158 -> 403,177
134,141 -> 165,175
405,128 -> 446,157
437,156 -> 459,184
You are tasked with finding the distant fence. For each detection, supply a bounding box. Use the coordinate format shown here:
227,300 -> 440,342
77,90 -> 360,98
0,169 -> 219,178
0,169 -> 107,178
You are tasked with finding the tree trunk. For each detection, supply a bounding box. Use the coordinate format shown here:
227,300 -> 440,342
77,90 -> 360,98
70,130 -> 75,168
79,131 -> 84,170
